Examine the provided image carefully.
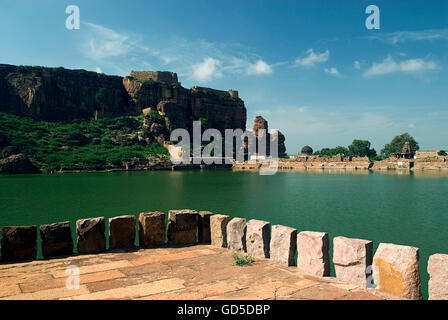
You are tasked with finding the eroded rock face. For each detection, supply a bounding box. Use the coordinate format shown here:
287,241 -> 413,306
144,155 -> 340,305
0,153 -> 37,174
246,219 -> 270,259
373,243 -> 422,300
428,254 -> 448,300
109,215 -> 136,249
138,211 -> 166,248
297,231 -> 330,277
1,226 -> 37,261
76,217 -> 106,254
333,236 -> 373,287
210,214 -> 230,248
226,218 -> 247,252
269,225 -> 297,266
167,209 -> 198,245
40,221 -> 73,258
198,211 -> 213,244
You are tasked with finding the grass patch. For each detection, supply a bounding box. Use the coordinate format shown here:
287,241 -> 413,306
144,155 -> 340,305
232,253 -> 254,266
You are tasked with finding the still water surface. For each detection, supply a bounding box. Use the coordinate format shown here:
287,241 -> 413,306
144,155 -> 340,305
1,169 -> 447,299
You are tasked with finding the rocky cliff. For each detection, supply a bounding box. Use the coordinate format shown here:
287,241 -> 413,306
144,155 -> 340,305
0,64 -> 246,132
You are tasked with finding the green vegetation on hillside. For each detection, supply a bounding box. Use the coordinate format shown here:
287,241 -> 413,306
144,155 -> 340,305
0,112 -> 168,171
381,133 -> 419,158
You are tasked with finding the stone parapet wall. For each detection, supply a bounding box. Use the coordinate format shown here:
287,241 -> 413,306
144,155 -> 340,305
1,210 -> 447,300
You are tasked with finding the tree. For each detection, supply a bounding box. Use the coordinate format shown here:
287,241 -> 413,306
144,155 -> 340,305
381,133 -> 419,158
95,88 -> 113,119
438,150 -> 447,156
348,139 -> 377,158
314,146 -> 349,157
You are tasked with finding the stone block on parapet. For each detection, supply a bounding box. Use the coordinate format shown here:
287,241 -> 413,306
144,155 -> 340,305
210,214 -> 230,248
198,211 -> 213,244
297,231 -> 330,277
138,211 -> 166,248
270,225 -> 297,266
1,225 -> 37,261
109,215 -> 136,249
373,243 -> 422,300
333,236 -> 373,288
167,209 -> 198,245
40,221 -> 73,258
76,217 -> 106,254
428,254 -> 448,300
226,218 -> 247,252
246,219 -> 270,259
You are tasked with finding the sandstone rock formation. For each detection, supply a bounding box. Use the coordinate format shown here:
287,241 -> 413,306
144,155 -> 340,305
246,219 -> 270,259
0,153 -> 37,174
76,217 -> 106,254
198,211 -> 213,244
333,236 -> 373,288
167,209 -> 198,245
1,226 -> 37,261
297,231 -> 330,277
428,254 -> 448,300
226,218 -> 247,252
109,215 -> 136,249
40,221 -> 73,258
210,214 -> 230,248
246,116 -> 287,158
138,211 -> 166,248
269,225 -> 297,266
373,243 -> 422,300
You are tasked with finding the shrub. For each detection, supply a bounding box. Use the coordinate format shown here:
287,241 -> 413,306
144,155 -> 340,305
232,253 -> 254,266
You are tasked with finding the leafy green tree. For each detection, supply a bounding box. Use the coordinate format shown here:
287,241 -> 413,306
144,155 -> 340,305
95,88 -> 113,119
381,133 -> 419,158
348,139 -> 377,158
314,146 -> 349,157
438,150 -> 447,156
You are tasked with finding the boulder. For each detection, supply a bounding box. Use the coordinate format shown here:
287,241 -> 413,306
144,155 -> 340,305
198,211 -> 213,244
333,236 -> 373,287
210,214 -> 230,248
138,211 -> 166,248
76,217 -> 106,254
1,226 -> 37,261
109,215 -> 136,249
0,145 -> 19,158
428,254 -> 448,300
297,231 -> 330,277
373,243 -> 422,300
269,225 -> 297,266
40,221 -> 73,258
226,218 -> 247,252
246,219 -> 270,259
167,209 -> 198,245
0,154 -> 38,174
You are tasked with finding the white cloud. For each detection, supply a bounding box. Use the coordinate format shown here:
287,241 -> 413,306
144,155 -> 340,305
364,56 -> 438,77
365,29 -> 448,44
353,61 -> 361,69
247,60 -> 273,75
82,22 -> 144,60
191,57 -> 222,82
254,109 -> 272,116
295,49 -> 329,67
324,67 -> 341,77
94,66 -> 102,73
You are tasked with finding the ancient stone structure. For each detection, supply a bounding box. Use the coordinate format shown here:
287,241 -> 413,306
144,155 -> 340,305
167,209 -> 198,245
297,231 -> 330,277
415,150 -> 439,159
138,211 -> 166,248
210,214 -> 230,248
270,225 -> 297,266
373,243 -> 422,300
391,141 -> 414,159
0,64 -> 247,133
40,221 -> 73,258
198,211 -> 213,244
226,218 -> 247,252
333,236 -> 373,288
109,215 -> 136,249
1,226 -> 37,261
246,219 -> 270,259
76,217 -> 106,254
427,254 -> 448,300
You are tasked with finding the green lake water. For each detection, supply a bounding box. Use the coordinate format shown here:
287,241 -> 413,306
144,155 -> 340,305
1,169 -> 447,299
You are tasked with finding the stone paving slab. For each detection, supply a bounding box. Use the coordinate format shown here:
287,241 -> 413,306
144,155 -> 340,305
0,245 -> 390,300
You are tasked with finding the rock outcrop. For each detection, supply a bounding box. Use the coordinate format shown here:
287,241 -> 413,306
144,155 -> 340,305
0,65 -> 247,133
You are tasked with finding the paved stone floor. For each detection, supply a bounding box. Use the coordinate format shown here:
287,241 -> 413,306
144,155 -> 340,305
0,245 -> 391,300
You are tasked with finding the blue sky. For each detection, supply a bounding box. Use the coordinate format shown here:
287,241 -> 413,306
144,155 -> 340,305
1,0 -> 448,153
